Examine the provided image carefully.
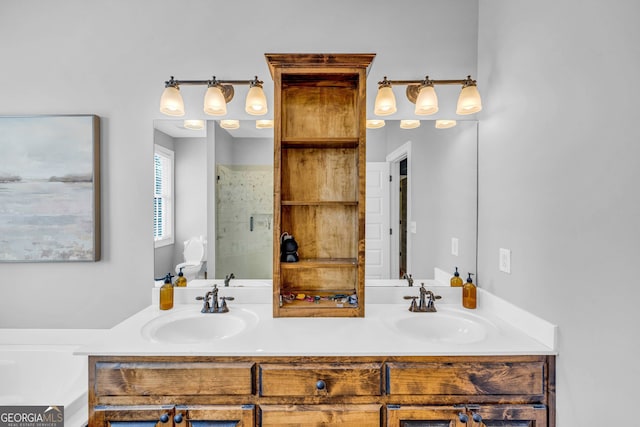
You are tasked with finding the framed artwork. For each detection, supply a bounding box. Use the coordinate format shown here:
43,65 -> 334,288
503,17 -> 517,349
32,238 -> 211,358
0,115 -> 100,262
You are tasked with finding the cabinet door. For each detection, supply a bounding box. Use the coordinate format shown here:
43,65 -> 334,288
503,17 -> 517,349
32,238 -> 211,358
174,405 -> 255,427
92,405 -> 175,427
259,404 -> 381,427
470,404 -> 547,427
386,405 -> 464,427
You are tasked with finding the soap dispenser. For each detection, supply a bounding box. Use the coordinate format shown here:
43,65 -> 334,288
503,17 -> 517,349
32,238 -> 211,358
462,273 -> 477,309
175,267 -> 187,287
450,267 -> 463,287
159,273 -> 174,310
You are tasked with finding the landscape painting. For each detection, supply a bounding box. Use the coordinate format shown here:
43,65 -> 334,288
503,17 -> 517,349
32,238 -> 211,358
0,115 -> 100,262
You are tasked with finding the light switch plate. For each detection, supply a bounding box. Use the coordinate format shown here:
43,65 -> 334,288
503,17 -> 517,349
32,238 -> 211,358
410,221 -> 417,234
499,248 -> 511,274
451,237 -> 459,256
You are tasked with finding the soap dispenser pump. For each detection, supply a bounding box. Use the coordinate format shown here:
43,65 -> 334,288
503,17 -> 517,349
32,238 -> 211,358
175,267 -> 187,287
159,273 -> 174,310
450,267 -> 463,287
462,273 -> 476,309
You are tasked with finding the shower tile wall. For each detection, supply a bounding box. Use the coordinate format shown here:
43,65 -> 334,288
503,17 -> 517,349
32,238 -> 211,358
216,164 -> 273,278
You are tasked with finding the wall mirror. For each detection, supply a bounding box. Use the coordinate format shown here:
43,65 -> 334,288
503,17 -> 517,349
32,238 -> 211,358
153,119 -> 477,284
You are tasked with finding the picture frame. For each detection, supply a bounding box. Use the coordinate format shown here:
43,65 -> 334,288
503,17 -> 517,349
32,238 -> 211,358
0,115 -> 101,262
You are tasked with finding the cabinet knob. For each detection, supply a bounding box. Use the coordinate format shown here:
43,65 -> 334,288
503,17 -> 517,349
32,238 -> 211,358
159,413 -> 170,423
472,412 -> 483,423
458,412 -> 469,423
174,413 -> 184,423
316,380 -> 326,391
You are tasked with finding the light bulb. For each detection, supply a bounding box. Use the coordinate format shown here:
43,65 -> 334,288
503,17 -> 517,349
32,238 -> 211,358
456,84 -> 482,115
184,120 -> 205,130
366,120 -> 385,129
374,86 -> 397,116
245,85 -> 268,115
220,119 -> 240,129
435,120 -> 457,129
414,85 -> 439,115
256,120 -> 274,129
160,85 -> 185,117
204,85 -> 227,116
400,120 -> 420,129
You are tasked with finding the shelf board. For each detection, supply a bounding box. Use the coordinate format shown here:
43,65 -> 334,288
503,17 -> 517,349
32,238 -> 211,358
281,137 -> 360,148
281,200 -> 358,206
280,258 -> 358,269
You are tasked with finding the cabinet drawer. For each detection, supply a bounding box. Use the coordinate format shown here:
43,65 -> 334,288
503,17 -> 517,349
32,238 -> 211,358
260,404 -> 381,427
95,362 -> 254,396
387,361 -> 545,396
259,363 -> 382,397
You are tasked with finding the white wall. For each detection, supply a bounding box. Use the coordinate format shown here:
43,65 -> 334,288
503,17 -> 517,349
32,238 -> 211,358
478,0 -> 640,424
0,0 -> 478,328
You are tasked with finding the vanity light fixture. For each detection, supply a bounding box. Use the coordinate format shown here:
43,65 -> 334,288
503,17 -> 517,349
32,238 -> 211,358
183,119 -> 205,130
220,119 -> 240,130
366,119 -> 385,129
374,75 -> 482,116
435,119 -> 457,129
160,76 -> 268,117
256,119 -> 274,129
400,119 -> 421,129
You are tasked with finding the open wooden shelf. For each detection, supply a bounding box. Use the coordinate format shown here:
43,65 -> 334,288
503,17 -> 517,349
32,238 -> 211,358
267,53 -> 374,318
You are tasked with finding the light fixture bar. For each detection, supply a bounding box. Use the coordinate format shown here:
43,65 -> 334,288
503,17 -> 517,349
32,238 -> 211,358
160,76 -> 268,117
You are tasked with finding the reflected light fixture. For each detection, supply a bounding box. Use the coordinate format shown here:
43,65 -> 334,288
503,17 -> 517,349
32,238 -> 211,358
220,119 -> 240,130
366,119 -> 385,129
400,120 -> 421,129
374,75 -> 482,117
183,119 -> 205,130
435,119 -> 457,129
256,119 -> 274,129
160,75 -> 267,117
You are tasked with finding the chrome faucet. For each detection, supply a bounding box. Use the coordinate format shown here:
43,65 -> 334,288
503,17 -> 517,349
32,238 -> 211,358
196,285 -> 234,313
404,283 -> 441,312
403,273 -> 414,287
224,273 -> 235,287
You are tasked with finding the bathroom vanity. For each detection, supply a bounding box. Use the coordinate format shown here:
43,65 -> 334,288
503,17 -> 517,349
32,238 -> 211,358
79,285 -> 556,426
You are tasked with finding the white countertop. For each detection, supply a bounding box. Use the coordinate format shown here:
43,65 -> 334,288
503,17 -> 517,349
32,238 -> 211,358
75,285 -> 557,357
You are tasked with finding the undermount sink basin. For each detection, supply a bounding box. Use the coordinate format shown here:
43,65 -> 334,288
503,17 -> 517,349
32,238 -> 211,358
391,307 -> 496,344
141,307 -> 259,344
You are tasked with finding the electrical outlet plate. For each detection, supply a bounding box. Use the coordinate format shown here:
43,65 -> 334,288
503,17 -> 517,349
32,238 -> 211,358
451,237 -> 459,256
499,248 -> 511,274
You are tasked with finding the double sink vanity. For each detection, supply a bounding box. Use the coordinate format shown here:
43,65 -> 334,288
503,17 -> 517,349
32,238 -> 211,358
77,279 -> 556,426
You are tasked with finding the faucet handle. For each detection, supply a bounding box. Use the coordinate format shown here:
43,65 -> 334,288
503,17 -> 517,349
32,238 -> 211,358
404,295 -> 419,312
219,296 -> 234,313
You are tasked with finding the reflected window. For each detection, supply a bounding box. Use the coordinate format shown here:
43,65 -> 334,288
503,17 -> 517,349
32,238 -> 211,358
154,144 -> 174,248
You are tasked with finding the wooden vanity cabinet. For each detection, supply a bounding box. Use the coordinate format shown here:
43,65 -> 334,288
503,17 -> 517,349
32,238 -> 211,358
266,53 -> 375,318
88,355 -> 555,427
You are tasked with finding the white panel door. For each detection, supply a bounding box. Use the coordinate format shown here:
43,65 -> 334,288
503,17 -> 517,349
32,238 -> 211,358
365,162 -> 390,279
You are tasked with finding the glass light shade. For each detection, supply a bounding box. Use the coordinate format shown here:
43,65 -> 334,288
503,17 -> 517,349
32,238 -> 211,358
400,120 -> 421,129
184,119 -> 205,130
374,86 -> 397,116
366,119 -> 385,129
220,119 -> 240,130
204,86 -> 227,116
160,86 -> 185,117
245,86 -> 268,115
456,85 -> 482,115
414,85 -> 439,115
256,120 -> 274,129
435,119 -> 457,129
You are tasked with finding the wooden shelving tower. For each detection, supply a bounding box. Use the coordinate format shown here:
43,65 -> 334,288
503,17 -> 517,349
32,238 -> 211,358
266,53 -> 375,317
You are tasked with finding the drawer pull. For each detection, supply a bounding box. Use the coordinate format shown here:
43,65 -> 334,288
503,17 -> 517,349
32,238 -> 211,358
471,412 -> 483,423
316,380 -> 327,391
458,412 -> 468,423
159,413 -> 170,424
